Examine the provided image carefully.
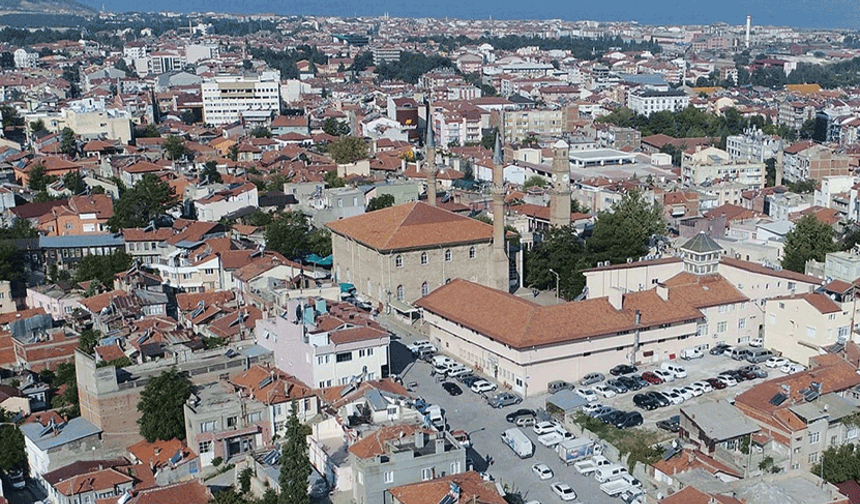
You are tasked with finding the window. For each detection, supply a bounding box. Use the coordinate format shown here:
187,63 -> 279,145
336,352 -> 353,362
248,412 -> 262,422
808,452 -> 819,464
779,302 -> 785,309
384,471 -> 394,484
738,318 -> 746,329
395,255 -> 403,268
444,249 -> 452,262
468,246 -> 476,259
205,269 -> 215,275
420,252 -> 428,265
226,416 -> 238,428
809,431 -> 820,444
769,313 -> 776,325
396,285 -> 404,301
367,348 -> 374,356
421,468 -> 433,481
357,471 -> 363,485
807,326 -> 817,338
717,321 -> 727,333
450,461 -> 461,473
696,324 -> 708,336
198,440 -> 212,453
422,282 -> 429,297
200,421 -> 217,432
359,349 -> 366,358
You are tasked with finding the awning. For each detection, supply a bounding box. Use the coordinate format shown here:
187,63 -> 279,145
340,283 -> 356,293
305,254 -> 333,266
390,298 -> 419,314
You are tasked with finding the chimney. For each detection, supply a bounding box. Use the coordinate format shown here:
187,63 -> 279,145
656,283 -> 669,301
434,433 -> 445,454
414,430 -> 425,448
608,287 -> 623,310
745,15 -> 752,49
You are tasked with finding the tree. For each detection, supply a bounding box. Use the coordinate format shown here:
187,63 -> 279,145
107,173 -> 180,231
63,171 -> 87,195
764,158 -> 777,187
266,212 -> 310,259
227,144 -> 239,162
51,362 -> 79,418
525,225 -> 588,300
74,250 -> 133,289
327,136 -> 368,164
29,119 -> 46,132
78,328 -> 102,355
587,190 -> 666,265
366,194 -> 395,212
28,164 -> 53,191
135,124 -> 161,138
306,228 -> 332,258
523,176 -> 548,189
788,178 -> 817,194
180,109 -> 196,125
782,214 -> 838,273
250,126 -> 272,138
321,117 -> 349,136
60,127 -> 77,157
201,161 -> 223,184
238,467 -> 253,494
323,169 -> 346,188
799,118 -> 817,140
0,243 -> 27,286
137,368 -> 193,442
164,135 -> 188,161
278,404 -> 311,504
0,421 -> 25,472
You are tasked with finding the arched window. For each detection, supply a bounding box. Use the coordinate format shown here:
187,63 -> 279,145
395,255 -> 403,268
444,249 -> 452,262
420,252 -> 428,265
396,285 -> 404,301
468,246 -> 476,259
421,282 -> 430,297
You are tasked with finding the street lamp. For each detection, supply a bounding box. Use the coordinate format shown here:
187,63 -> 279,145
549,269 -> 560,304
468,427 -> 486,436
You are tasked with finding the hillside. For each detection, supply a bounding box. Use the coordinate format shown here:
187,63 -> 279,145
0,0 -> 95,15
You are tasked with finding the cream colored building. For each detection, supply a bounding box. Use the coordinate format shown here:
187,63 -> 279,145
201,73 -> 281,126
681,147 -> 765,189
327,201 -> 504,310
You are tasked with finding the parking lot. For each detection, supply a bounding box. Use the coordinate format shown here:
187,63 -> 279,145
394,335 -> 798,503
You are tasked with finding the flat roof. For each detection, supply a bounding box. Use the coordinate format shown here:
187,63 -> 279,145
681,400 -> 760,441
568,149 -> 638,162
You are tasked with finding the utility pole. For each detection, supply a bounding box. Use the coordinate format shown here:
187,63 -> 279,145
549,269 -> 560,304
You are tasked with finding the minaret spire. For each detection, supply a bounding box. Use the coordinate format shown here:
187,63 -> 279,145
491,132 -> 508,291
423,105 -> 438,206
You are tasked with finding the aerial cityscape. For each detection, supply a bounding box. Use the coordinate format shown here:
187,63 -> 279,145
2,4 -> 860,504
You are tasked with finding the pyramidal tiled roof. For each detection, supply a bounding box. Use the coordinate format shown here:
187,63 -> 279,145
681,232 -> 723,254
326,201 -> 493,252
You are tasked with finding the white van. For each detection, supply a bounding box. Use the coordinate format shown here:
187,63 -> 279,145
594,464 -> 628,483
501,427 -> 535,458
661,362 -> 688,379
431,355 -> 455,368
681,348 -> 703,360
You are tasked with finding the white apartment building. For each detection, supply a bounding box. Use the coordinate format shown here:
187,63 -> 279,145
202,73 -> 281,126
627,86 -> 689,116
185,44 -> 220,64
726,128 -> 782,162
14,48 -> 38,69
682,146 -> 765,189
503,109 -> 564,143
24,98 -> 133,144
150,51 -> 185,75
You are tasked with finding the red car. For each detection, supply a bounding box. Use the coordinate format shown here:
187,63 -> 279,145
640,372 -> 663,384
705,377 -> 727,390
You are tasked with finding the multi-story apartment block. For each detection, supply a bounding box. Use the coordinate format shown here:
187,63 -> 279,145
37,195 -> 114,236
790,144 -> 850,183
371,46 -> 402,65
185,43 -> 220,64
194,183 -> 259,222
350,424 -> 466,504
255,298 -> 391,388
503,109 -> 564,143
14,48 -> 38,69
778,100 -> 817,131
626,86 -> 689,116
202,73 -> 281,126
726,128 -> 782,162
682,147 -> 765,189
150,51 -> 185,75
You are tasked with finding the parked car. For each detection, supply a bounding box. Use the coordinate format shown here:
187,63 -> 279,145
407,340 -> 434,354
551,483 -> 577,501
766,356 -> 788,369
683,384 -> 704,396
451,430 -> 471,448
516,415 -> 537,427
656,415 -> 681,432
633,393 -> 658,410
593,384 -> 617,398
442,382 -> 463,396
749,337 -> 763,347
601,410 -> 626,425
730,347 -> 750,361
705,377 -> 727,390
505,408 -> 536,423
661,363 -> 688,379
532,463 -> 554,480
692,380 -> 713,393
488,392 -> 522,408
709,343 -> 730,355
447,365 -> 471,379
590,406 -> 616,419
610,364 -> 638,376
580,372 -> 605,386
606,379 -> 628,394
781,363 -> 806,374
653,369 -> 675,383
7,467 -> 25,490
471,380 -> 497,393
646,391 -> 670,407
548,380 -> 573,394
574,388 -> 599,403
617,375 -> 641,391
717,375 -> 737,387
640,372 -> 663,384
632,376 -> 651,388
681,347 -> 704,360
662,390 -> 684,405
534,421 -> 559,435
582,403 -> 605,415
615,411 -> 643,429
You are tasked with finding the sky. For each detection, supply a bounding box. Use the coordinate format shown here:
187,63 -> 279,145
86,0 -> 860,29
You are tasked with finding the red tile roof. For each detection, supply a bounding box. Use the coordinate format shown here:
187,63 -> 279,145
387,471 -> 507,504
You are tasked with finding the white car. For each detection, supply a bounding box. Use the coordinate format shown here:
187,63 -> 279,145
781,363 -> 806,374
470,380 -> 497,393
692,380 -> 713,393
532,463 -> 554,480
717,375 -> 737,387
669,387 -> 692,401
582,403 -> 605,415
662,390 -> 684,404
766,357 -> 788,368
749,338 -> 763,348
574,388 -> 599,403
533,421 -> 559,435
653,369 -> 675,382
682,385 -> 703,397
593,384 -> 617,398
407,340 -> 434,354
551,483 -> 577,501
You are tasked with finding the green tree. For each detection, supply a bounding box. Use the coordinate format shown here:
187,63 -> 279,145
250,126 -> 272,138
137,368 -> 193,442
321,117 -> 349,136
227,144 -> 239,162
238,467 -> 254,494
201,161 -> 223,184
29,119 -> 46,132
60,127 -> 77,157
0,219 -> 38,239
523,176 -> 548,189
366,194 -> 395,212
799,119 -> 817,140
278,404 -> 311,504
107,173 -> 180,231
764,158 -> 777,187
28,164 -> 54,191
323,169 -> 346,188
0,243 -> 27,286
587,190 -> 666,265
73,250 -> 133,288
788,178 -> 817,194
525,225 -> 588,300
135,124 -> 161,138
50,362 -> 79,418
164,135 -> 188,161
266,212 -> 310,259
306,228 -> 332,258
0,420 -> 25,472
63,171 -> 87,195
180,109 -> 196,126
327,136 -> 368,164
782,214 -> 838,273
78,328 -> 102,355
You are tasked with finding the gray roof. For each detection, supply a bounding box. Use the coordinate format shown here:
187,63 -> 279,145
546,389 -> 588,412
681,401 -> 759,441
788,393 -> 859,424
364,388 -> 389,411
680,232 -> 723,254
39,234 -> 124,249
756,220 -> 795,237
20,417 -> 102,451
